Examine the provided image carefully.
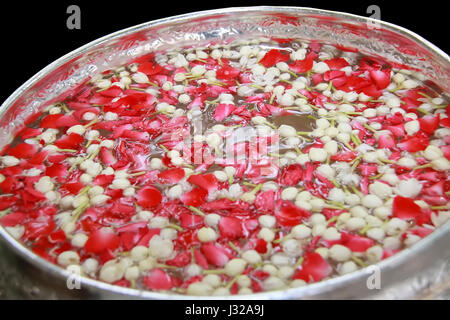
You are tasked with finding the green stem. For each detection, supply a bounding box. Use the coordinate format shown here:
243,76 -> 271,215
431,205 -> 448,210
130,171 -> 147,177
359,224 -> 371,235
188,206 -> 205,216
390,84 -> 404,93
331,178 -> 340,188
250,84 -> 265,90
287,70 -> 299,78
327,200 -> 345,208
228,241 -> 241,253
57,148 -> 77,153
88,147 -> 101,161
351,159 -> 360,172
342,185 -> 351,195
263,121 -> 277,129
70,201 -> 90,224
77,186 -> 91,197
363,123 -> 377,133
83,119 -> 98,128
250,183 -> 263,195
0,208 -> 12,217
294,256 -> 304,268
68,158 -> 84,172
378,158 -> 396,165
85,139 -> 94,149
242,182 -> 257,188
325,204 -> 345,210
269,94 -> 276,105
273,234 -> 290,244
417,91 -> 432,99
159,144 -> 169,152
60,103 -> 70,113
294,146 -> 303,155
417,108 -> 430,115
326,215 -> 339,225
413,163 -> 432,170
351,255 -> 368,268
226,273 -> 242,289
350,185 -> 363,198
167,223 -> 183,232
342,141 -> 355,151
369,173 -> 384,180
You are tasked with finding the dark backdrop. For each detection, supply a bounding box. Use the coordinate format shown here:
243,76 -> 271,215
1,0 -> 447,102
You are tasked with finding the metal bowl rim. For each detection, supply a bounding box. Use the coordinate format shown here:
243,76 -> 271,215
0,6 -> 449,299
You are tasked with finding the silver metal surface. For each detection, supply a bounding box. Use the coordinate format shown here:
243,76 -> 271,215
0,6 -> 449,299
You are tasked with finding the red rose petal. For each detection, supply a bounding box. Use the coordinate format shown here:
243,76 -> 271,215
93,174 -> 115,187
440,117 -> 450,128
398,134 -> 429,152
254,190 -> 276,213
142,268 -> 174,290
21,128 -> 42,140
40,114 -> 79,128
260,49 -> 290,68
60,182 -> 85,194
8,143 -> 37,159
193,248 -> 209,269
158,168 -> 185,184
289,56 -> 314,73
392,195 -> 423,220
216,65 -> 240,80
54,133 -> 84,149
84,228 -> 120,254
324,57 -> 349,70
45,163 -> 68,178
99,147 -> 116,166
340,232 -> 375,252
419,114 -> 440,135
441,145 -> 450,161
218,216 -> 244,240
187,173 -> 218,193
138,61 -> 163,76
166,251 -> 191,267
275,200 -> 311,227
213,103 -> 236,121
0,212 -> 27,227
136,186 -> 162,208
293,252 -> 332,283
254,238 -> 268,254
277,164 -> 303,186
369,69 -> 391,90
181,188 -> 208,207
200,243 -> 230,267
179,212 -> 204,229
378,134 -> 396,149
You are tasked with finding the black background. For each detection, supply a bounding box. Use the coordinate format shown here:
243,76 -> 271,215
1,0 -> 448,103
0,300 -> 443,316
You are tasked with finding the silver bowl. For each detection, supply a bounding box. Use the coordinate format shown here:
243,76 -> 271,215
0,6 -> 449,299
